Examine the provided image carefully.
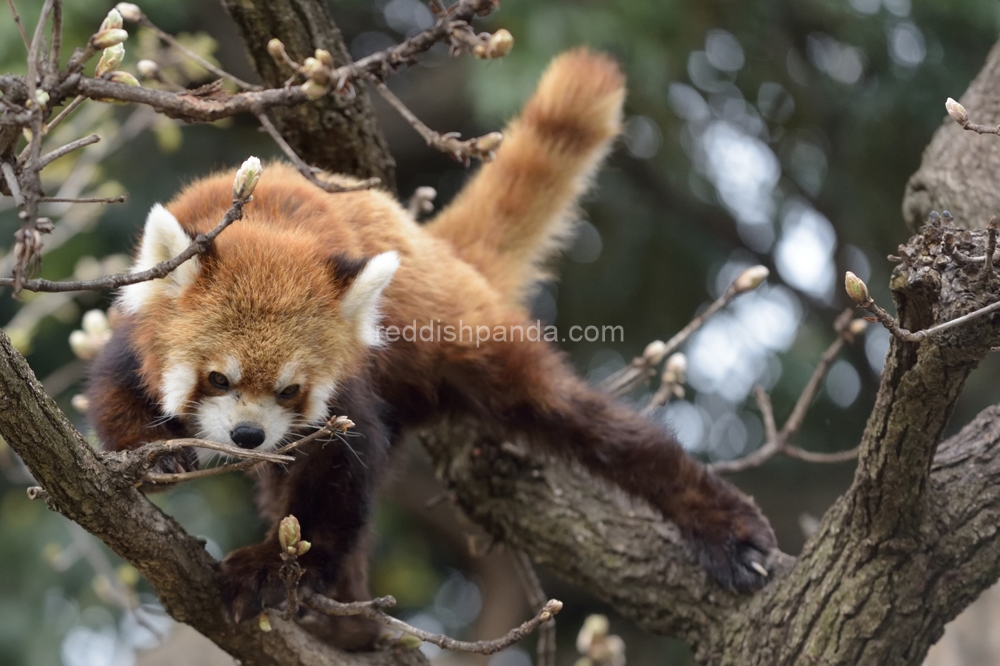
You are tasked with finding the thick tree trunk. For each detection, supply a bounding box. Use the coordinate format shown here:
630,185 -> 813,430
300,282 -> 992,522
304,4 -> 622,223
903,40 -> 1000,232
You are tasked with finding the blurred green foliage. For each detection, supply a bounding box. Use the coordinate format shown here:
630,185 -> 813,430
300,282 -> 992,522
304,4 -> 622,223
2,0 -> 1000,664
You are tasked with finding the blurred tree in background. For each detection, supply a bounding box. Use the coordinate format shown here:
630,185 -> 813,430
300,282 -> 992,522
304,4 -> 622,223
2,0 -> 1000,664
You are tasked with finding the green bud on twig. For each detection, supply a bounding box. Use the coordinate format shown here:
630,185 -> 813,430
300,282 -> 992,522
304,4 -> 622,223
232,156 -> 262,200
96,43 -> 125,76
844,271 -> 870,305
945,97 -> 968,126
100,8 -> 123,31
92,28 -> 129,50
278,515 -> 301,553
115,3 -> 142,23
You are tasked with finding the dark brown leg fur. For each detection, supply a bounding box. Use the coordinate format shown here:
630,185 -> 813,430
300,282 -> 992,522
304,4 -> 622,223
377,332 -> 776,590
218,375 -> 390,626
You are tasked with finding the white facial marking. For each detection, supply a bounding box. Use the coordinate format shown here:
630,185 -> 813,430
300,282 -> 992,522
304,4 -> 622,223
160,362 -> 197,416
275,361 -> 299,391
341,251 -> 400,347
118,204 -> 202,314
223,356 -> 243,384
306,378 -> 338,423
194,394 -> 294,465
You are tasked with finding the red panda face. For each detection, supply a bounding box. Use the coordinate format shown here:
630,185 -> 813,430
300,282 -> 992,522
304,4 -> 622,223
118,204 -> 399,456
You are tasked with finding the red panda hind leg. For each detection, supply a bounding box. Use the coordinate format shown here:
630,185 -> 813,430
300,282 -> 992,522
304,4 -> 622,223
422,335 -> 777,590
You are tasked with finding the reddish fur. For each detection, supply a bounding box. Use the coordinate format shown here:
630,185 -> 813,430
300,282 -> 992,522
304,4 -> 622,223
87,50 -> 775,647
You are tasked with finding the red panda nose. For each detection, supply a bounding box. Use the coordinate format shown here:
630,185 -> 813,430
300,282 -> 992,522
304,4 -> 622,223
231,423 -> 266,449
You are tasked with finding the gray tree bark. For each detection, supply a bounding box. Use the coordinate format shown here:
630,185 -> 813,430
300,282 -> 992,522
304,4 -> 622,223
904,40 -> 1000,232
221,0 -> 396,188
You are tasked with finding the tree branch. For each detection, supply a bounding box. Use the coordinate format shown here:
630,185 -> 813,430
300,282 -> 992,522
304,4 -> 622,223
0,328 -> 429,666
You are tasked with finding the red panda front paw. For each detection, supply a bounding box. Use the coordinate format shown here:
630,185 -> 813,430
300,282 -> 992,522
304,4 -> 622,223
153,448 -> 198,475
217,542 -> 287,624
679,489 -> 777,591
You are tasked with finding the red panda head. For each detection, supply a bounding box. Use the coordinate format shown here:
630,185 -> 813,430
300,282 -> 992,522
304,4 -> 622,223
117,203 -> 399,455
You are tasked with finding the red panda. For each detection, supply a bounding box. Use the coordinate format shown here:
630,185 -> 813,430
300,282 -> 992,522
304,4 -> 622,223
86,50 -> 775,647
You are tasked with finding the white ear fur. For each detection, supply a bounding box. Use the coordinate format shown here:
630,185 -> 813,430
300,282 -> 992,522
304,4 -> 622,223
118,204 -> 201,314
341,251 -> 400,346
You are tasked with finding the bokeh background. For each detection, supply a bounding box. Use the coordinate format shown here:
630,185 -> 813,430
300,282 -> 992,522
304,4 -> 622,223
2,0 -> 1000,664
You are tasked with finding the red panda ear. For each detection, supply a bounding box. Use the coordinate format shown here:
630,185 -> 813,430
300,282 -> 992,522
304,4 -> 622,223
336,251 -> 400,346
118,204 -> 202,314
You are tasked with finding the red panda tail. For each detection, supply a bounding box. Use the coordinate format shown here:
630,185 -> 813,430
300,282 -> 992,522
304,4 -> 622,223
425,49 -> 625,305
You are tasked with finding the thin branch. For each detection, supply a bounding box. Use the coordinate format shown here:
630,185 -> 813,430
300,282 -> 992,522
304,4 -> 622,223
41,194 -> 126,204
142,416 -> 354,485
783,444 -> 860,464
43,94 -> 84,134
48,0 -> 61,74
6,0 -> 30,51
303,590 -> 562,655
35,132 -> 99,168
53,0 -> 496,123
710,310 -> 862,474
254,111 -> 379,193
0,195 -> 246,292
511,550 -> 556,666
1,162 -> 24,207
142,438 -> 296,465
779,310 -> 853,441
127,10 -> 260,91
602,266 -> 769,398
860,295 -> 1000,343
375,82 -> 502,164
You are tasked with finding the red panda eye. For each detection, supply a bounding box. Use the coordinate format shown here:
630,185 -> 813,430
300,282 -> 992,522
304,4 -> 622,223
279,384 -> 300,399
208,372 -> 230,390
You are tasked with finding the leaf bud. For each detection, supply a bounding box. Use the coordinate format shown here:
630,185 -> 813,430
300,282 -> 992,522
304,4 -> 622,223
100,8 -> 124,31
96,43 -> 126,76
844,271 -> 870,304
642,340 -> 667,365
278,514 -> 301,552
314,49 -> 334,67
232,156 -> 262,199
92,28 -> 129,50
301,80 -> 326,100
136,59 -> 160,78
731,265 -> 769,294
107,71 -> 140,87
302,57 -> 328,83
267,38 -> 286,60
115,3 -> 142,23
945,97 -> 968,126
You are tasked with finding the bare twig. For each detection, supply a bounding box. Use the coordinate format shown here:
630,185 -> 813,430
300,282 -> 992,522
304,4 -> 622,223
0,194 -> 246,292
859,295 -> 1000,343
50,0 -> 497,123
125,10 -> 260,91
142,415 -> 354,485
41,194 -> 126,204
253,111 -> 379,193
602,266 -> 769,398
142,438 -> 296,466
44,94 -> 85,134
5,0 -> 30,51
1,162 -> 25,207
304,590 -> 562,655
710,309 -> 863,474
511,550 -> 556,666
375,82 -> 502,164
49,0 -> 61,75
35,133 -> 99,168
